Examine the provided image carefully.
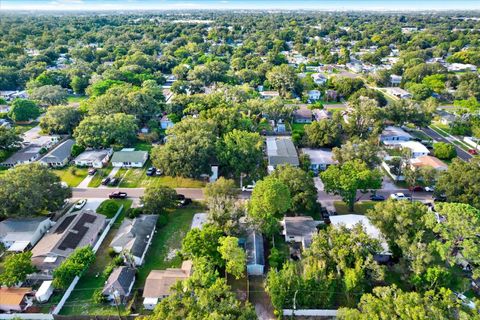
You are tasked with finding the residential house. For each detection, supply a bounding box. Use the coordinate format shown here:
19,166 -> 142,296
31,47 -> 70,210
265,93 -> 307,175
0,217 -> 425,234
312,109 -> 332,121
259,91 -> 280,99
266,137 -> 299,173
1,145 -> 44,167
384,140 -> 430,158
31,210 -> 106,277
330,214 -> 390,254
0,118 -> 11,128
385,87 -> 412,99
307,90 -> 321,101
0,287 -> 32,312
301,148 -> 337,173
390,75 -> 402,86
410,155 -> 448,172
311,73 -> 328,85
143,260 -> 193,310
246,230 -> 265,276
162,88 -> 174,104
110,215 -> 158,266
438,111 -> 456,125
293,106 -> 313,123
0,90 -> 28,101
102,266 -> 136,304
160,115 -> 174,129
447,63 -> 477,73
0,217 -> 53,252
0,105 -> 10,113
380,126 -> 413,142
73,148 -> 113,168
281,216 -> 322,249
111,149 -> 149,168
40,139 -> 75,168
325,89 -> 338,101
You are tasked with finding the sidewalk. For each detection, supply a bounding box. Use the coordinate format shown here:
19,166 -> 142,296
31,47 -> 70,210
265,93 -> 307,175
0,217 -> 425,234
77,174 -> 94,188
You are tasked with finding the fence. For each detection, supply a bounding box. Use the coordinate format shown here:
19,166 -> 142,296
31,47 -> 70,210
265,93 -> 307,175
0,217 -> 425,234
0,315 -> 54,320
52,205 -> 124,315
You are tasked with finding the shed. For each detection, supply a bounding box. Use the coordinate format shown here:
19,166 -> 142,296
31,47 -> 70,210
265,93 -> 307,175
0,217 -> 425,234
246,231 -> 265,276
35,280 -> 54,303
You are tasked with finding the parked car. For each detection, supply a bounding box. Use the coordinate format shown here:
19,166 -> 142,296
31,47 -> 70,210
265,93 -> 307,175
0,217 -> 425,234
370,194 -> 385,201
242,184 -> 256,192
74,199 -> 87,210
468,149 -> 478,155
425,186 -> 434,192
109,191 -> 127,199
176,194 -> 192,207
109,178 -> 119,186
146,167 -> 157,176
88,168 -> 97,175
101,177 -> 111,185
390,193 -> 411,201
454,292 -> 476,310
433,194 -> 447,202
155,168 -> 163,176
409,186 -> 424,192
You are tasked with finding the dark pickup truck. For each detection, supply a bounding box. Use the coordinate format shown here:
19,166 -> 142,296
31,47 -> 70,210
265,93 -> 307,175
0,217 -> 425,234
109,191 -> 128,199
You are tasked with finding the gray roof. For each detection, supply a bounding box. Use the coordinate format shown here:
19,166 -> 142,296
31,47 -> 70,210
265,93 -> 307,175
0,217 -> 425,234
40,139 -> 75,164
74,148 -> 112,163
283,216 -> 320,247
246,231 -> 265,266
266,137 -> 299,167
111,150 -> 148,163
0,217 -> 50,239
102,266 -> 136,297
1,145 -> 42,165
293,107 -> 313,120
110,215 -> 158,258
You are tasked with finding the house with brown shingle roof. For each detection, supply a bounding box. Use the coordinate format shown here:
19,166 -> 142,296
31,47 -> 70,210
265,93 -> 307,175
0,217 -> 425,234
142,260 -> 193,310
0,287 -> 32,312
409,155 -> 448,171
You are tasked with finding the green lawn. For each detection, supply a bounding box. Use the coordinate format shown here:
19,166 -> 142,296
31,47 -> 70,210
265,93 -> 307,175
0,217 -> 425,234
88,166 -> 113,188
410,130 -> 433,142
290,122 -> 307,133
134,141 -> 154,152
118,166 -> 205,189
136,207 -> 202,287
52,166 -> 89,187
334,201 -> 377,215
67,95 -> 88,103
14,122 -> 38,135
60,199 -> 132,316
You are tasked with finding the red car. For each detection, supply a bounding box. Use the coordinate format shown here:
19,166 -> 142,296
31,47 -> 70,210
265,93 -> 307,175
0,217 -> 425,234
409,186 -> 424,192
468,149 -> 478,155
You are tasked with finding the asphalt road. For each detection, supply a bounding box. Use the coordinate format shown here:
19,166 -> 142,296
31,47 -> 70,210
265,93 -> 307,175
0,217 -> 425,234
420,127 -> 472,161
72,187 -> 434,202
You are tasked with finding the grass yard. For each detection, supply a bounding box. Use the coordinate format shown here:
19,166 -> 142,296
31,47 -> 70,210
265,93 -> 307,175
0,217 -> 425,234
134,141 -> 154,152
334,201 -> 377,215
52,166 -> 89,187
410,129 -> 433,142
88,166 -> 113,187
290,122 -> 307,134
118,166 -> 205,189
14,122 -> 38,134
135,207 -> 201,287
67,95 -> 88,103
60,199 -> 132,316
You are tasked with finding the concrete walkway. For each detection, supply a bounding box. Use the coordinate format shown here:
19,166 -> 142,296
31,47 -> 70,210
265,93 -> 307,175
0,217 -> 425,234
77,174 -> 94,188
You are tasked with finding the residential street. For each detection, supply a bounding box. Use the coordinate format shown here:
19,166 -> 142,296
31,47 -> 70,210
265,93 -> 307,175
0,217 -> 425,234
420,127 -> 472,161
72,187 -> 435,203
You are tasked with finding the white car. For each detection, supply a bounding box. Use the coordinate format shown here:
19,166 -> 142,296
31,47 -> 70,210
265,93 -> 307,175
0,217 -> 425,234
242,184 -> 256,192
390,193 -> 411,201
74,199 -> 87,210
454,292 -> 476,310
424,186 -> 434,192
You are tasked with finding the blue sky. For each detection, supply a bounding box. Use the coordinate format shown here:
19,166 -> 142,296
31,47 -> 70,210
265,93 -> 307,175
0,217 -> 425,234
2,0 -> 480,11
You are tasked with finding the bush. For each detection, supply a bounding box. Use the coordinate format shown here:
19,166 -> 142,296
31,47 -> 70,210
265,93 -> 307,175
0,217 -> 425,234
269,247 -> 287,270
71,144 -> 85,158
127,207 -> 143,219
97,200 -> 120,217
107,247 -> 117,258
433,142 -> 457,160
93,288 -> 106,304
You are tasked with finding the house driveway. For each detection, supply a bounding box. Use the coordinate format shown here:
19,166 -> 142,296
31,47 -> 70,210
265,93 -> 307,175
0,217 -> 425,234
97,166 -> 121,189
77,174 -> 94,188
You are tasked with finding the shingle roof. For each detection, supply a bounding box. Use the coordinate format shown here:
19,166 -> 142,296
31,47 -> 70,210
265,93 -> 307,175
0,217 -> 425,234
0,287 -> 32,307
102,266 -> 136,297
0,217 -> 51,242
111,150 -> 148,163
143,261 -> 192,298
110,215 -> 158,258
40,139 -> 75,164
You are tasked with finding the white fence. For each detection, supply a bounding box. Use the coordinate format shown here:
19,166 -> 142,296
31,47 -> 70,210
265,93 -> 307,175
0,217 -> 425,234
51,205 -> 124,315
283,309 -> 338,317
0,315 -> 54,320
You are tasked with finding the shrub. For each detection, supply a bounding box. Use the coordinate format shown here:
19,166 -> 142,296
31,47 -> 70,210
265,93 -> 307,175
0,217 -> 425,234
128,207 -> 143,219
157,214 -> 169,228
108,247 -> 117,258
433,142 -> 457,160
97,200 -> 120,217
93,288 -> 106,304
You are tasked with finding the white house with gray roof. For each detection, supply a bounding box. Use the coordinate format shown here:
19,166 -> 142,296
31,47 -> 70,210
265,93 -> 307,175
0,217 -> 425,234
281,216 -> 322,249
111,149 -> 149,168
301,148 -> 337,173
40,139 -> 75,168
266,137 -> 299,173
73,148 -> 113,168
102,266 -> 136,304
0,217 -> 53,252
110,215 -> 158,266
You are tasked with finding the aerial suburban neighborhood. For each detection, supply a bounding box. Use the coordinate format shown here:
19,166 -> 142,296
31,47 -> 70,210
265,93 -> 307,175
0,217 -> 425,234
1,1 -> 480,319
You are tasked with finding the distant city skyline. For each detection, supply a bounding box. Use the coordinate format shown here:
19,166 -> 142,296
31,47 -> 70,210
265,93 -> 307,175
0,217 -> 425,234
2,0 -> 480,11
